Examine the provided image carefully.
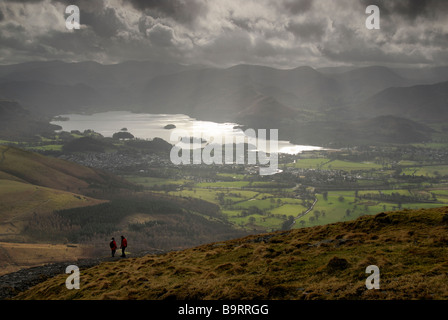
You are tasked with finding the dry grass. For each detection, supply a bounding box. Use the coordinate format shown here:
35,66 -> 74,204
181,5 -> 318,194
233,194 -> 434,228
14,207 -> 448,300
0,242 -> 93,276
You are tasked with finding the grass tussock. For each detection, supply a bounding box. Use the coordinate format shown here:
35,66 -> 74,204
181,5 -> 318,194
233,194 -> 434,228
14,207 -> 448,300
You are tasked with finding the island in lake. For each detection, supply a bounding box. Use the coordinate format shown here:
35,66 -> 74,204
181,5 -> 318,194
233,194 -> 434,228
164,124 -> 176,129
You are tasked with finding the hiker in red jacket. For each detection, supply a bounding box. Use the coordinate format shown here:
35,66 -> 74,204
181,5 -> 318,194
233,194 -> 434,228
110,237 -> 117,257
120,235 -> 127,257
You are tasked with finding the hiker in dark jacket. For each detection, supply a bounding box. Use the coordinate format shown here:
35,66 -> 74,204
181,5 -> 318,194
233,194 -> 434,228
110,237 -> 117,257
120,235 -> 127,257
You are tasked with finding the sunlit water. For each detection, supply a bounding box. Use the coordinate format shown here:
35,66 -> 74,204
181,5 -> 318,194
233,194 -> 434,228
51,111 -> 323,155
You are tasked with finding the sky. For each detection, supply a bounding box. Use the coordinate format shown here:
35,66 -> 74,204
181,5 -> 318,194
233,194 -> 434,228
0,0 -> 447,68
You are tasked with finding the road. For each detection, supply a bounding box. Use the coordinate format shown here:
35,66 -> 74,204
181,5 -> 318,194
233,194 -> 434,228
287,197 -> 318,229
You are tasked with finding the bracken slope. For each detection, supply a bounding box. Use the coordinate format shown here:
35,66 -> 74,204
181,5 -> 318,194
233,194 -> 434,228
14,206 -> 448,300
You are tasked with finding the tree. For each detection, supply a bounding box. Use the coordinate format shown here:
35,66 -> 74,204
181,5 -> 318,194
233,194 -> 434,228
281,216 -> 294,230
112,131 -> 134,140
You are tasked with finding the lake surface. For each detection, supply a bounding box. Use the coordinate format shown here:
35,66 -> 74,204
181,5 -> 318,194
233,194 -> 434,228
51,111 -> 323,155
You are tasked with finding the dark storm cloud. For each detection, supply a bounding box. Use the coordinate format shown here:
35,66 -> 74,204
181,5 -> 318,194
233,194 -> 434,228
0,0 -> 447,67
81,7 -> 123,38
124,0 -> 207,24
360,0 -> 448,20
282,0 -> 313,15
3,0 -> 44,3
286,21 -> 326,41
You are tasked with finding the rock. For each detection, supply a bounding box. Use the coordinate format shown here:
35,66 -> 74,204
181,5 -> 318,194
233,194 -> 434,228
442,214 -> 448,224
374,212 -> 391,224
325,256 -> 350,273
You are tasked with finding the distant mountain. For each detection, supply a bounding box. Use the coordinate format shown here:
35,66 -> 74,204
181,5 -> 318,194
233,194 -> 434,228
350,115 -> 434,143
392,66 -> 448,85
0,81 -> 101,116
1,60 -> 447,145
0,100 -> 60,139
359,81 -> 448,123
331,66 -> 410,102
320,65 -> 448,86
0,60 -> 200,115
0,99 -> 29,119
284,115 -> 434,146
138,64 -> 341,118
235,95 -> 299,128
0,60 -> 196,88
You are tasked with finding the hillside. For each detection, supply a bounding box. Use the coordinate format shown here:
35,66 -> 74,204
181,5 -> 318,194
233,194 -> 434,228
15,206 -> 448,300
281,114 -> 434,146
0,100 -> 60,139
0,145 -> 134,195
235,95 -> 299,128
359,81 -> 448,123
2,61 -> 448,145
331,66 -> 410,102
0,145 -> 139,272
0,146 -> 247,275
0,179 -> 106,241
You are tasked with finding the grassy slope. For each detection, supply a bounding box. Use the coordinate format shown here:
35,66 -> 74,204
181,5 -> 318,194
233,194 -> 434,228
0,179 -> 106,241
0,145 -> 119,242
16,206 -> 448,300
0,242 -> 92,276
0,145 -> 134,194
0,146 -> 131,272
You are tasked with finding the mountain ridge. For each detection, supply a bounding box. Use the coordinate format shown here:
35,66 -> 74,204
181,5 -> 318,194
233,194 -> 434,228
1,61 -> 448,144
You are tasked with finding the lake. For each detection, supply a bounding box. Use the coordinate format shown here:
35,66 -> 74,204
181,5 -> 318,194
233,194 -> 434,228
51,111 -> 323,155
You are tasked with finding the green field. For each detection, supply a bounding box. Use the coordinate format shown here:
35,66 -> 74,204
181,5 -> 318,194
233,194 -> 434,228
124,176 -> 190,187
28,145 -> 63,151
402,165 -> 448,177
123,156 -> 448,233
293,189 -> 448,229
196,181 -> 251,188
320,160 -> 383,171
289,158 -> 329,169
290,158 -> 383,171
222,209 -> 285,231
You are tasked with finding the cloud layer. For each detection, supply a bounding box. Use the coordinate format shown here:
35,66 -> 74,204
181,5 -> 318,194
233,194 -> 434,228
0,0 -> 447,67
